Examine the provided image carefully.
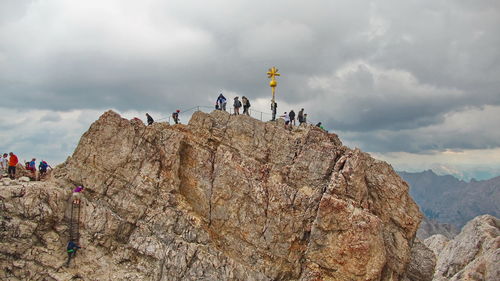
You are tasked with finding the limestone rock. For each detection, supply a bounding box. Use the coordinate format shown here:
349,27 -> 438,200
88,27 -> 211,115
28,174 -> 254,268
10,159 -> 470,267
430,215 -> 499,281
417,217 -> 458,240
402,239 -> 436,281
1,110 -> 422,281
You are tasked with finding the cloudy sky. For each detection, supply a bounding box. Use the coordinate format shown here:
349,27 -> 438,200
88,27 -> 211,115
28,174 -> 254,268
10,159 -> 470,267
1,0 -> 499,180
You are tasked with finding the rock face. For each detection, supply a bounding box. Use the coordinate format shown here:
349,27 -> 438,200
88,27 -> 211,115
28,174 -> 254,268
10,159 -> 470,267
0,110 -> 422,281
425,215 -> 499,281
402,239 -> 436,281
417,217 -> 459,240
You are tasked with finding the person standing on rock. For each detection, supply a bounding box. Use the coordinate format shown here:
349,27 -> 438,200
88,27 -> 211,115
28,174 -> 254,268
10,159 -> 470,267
289,110 -> 296,126
8,152 -> 18,179
298,108 -> 305,125
172,110 -> 180,124
281,112 -> 291,130
271,101 -> 277,121
216,93 -> 227,111
233,97 -> 242,115
1,153 -> 8,177
146,113 -> 154,126
242,96 -> 250,116
28,158 -> 37,179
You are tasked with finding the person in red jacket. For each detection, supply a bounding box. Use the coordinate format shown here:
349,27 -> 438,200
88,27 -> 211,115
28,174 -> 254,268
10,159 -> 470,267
8,152 -> 18,179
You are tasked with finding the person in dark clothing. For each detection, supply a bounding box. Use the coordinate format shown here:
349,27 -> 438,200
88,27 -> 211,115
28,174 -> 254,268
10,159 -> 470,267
233,97 -> 242,115
216,93 -> 227,111
172,110 -> 180,124
298,108 -> 305,125
242,96 -> 250,116
66,240 -> 81,266
316,122 -> 325,130
271,101 -> 277,121
146,113 -> 154,125
289,110 -> 296,126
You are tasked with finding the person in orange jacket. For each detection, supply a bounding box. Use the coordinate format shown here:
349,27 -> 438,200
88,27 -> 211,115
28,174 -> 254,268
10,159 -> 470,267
8,152 -> 18,179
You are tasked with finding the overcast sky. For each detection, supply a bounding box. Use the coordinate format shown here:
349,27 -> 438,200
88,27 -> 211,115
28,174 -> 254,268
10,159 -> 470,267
1,0 -> 499,180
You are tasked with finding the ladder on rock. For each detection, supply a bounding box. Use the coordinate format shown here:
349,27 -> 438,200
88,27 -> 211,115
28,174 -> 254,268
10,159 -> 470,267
68,200 -> 81,244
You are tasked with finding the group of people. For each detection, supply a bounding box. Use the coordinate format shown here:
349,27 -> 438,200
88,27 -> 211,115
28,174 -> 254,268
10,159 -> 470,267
0,152 -> 51,180
143,93 -> 326,131
281,108 -> 309,129
216,93 -> 251,116
145,109 -> 181,126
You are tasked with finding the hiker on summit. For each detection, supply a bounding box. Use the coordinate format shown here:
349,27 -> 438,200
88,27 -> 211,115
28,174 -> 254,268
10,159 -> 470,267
1,153 -> 8,177
39,160 -> 50,177
216,93 -> 227,111
146,113 -> 154,125
8,152 -> 18,179
289,110 -> 296,126
66,240 -> 81,266
28,158 -> 37,178
233,97 -> 242,115
172,110 -> 180,124
271,101 -> 277,121
316,122 -> 325,130
298,108 -> 305,125
281,112 -> 291,130
242,96 -> 251,116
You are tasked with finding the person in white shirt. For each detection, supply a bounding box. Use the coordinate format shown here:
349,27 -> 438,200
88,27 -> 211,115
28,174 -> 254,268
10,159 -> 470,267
1,153 -> 8,176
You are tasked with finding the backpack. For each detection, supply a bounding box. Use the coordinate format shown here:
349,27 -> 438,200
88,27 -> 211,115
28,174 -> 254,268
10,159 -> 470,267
235,100 -> 242,107
247,100 -> 251,107
25,162 -> 30,169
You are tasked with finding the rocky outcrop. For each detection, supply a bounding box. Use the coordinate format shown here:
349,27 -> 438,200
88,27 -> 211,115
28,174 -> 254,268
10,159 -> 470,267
0,110 -> 422,280
425,215 -> 499,281
417,217 -> 458,240
402,239 -> 436,281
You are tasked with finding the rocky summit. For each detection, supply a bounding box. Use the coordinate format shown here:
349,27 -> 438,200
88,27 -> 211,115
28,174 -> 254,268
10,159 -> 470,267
1,110 -> 423,281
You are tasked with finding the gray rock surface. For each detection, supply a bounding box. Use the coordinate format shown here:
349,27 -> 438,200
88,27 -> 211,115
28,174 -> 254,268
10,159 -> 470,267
426,215 -> 499,281
0,110 -> 422,281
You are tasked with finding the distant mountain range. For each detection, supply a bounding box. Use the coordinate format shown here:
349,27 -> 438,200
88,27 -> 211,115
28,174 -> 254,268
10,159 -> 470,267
398,170 -> 500,228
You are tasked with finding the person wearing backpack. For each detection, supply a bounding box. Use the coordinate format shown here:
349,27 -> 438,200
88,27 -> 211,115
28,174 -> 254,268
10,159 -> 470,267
146,113 -> 154,125
39,160 -> 50,177
216,93 -> 227,111
298,108 -> 305,125
172,110 -> 180,124
289,110 -> 296,126
233,97 -> 242,115
242,96 -> 251,116
66,240 -> 81,266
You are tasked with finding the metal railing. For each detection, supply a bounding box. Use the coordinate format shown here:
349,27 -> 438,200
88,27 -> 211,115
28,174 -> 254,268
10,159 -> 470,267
156,105 -> 317,125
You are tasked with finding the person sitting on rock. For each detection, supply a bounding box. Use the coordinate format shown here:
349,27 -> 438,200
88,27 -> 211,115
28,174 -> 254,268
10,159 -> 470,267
172,110 -> 180,124
146,113 -> 154,126
66,240 -> 81,266
72,186 -> 84,204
